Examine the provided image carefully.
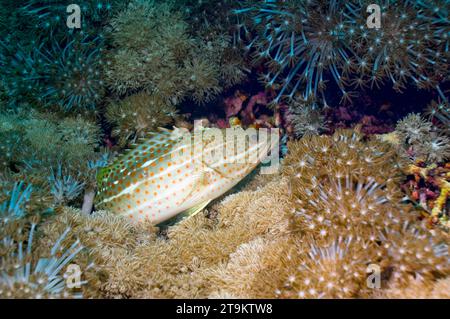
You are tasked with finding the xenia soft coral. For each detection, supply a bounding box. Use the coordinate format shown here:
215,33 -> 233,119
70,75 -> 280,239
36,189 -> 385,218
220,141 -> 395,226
0,109 -> 104,209
105,92 -> 178,147
6,129 -> 447,299
36,175 -> 290,298
0,220 -> 84,299
36,207 -> 158,298
105,0 -> 232,105
251,130 -> 449,298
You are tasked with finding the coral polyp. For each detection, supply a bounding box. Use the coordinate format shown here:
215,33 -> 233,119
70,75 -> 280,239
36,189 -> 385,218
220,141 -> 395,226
39,37 -> 106,110
236,0 -> 356,104
105,92 -> 178,146
236,0 -> 449,105
0,223 -> 84,298
291,174 -> 407,239
279,236 -> 377,299
0,36 -> 106,110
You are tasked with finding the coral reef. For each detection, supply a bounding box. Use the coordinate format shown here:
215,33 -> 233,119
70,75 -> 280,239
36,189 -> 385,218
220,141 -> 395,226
384,111 -> 450,229
1,128 -> 449,299
0,0 -> 448,300
402,163 -> 450,229
242,129 -> 449,299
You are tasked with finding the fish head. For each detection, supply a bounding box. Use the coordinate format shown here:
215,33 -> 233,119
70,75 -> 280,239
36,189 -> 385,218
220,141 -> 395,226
193,126 -> 277,184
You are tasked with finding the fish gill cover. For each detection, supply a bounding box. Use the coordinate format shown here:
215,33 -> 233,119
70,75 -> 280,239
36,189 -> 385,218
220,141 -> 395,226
0,0 -> 449,299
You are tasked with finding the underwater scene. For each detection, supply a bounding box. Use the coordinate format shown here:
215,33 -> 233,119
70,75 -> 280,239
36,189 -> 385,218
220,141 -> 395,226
0,0 -> 449,300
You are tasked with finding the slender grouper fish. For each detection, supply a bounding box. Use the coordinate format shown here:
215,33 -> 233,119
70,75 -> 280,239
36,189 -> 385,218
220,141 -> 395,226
95,125 -> 275,225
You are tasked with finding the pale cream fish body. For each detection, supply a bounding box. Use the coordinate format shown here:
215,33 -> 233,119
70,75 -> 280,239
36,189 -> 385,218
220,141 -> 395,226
96,127 -> 273,224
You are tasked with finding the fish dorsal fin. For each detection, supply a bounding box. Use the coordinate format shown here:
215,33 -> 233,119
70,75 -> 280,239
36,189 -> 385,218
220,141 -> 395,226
103,128 -> 189,181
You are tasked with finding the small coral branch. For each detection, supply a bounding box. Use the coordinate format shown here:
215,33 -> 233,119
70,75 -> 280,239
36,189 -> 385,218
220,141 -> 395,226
404,163 -> 450,229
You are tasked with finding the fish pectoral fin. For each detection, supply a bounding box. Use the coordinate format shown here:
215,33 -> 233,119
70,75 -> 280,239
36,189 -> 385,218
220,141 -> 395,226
181,200 -> 212,219
156,200 -> 212,229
